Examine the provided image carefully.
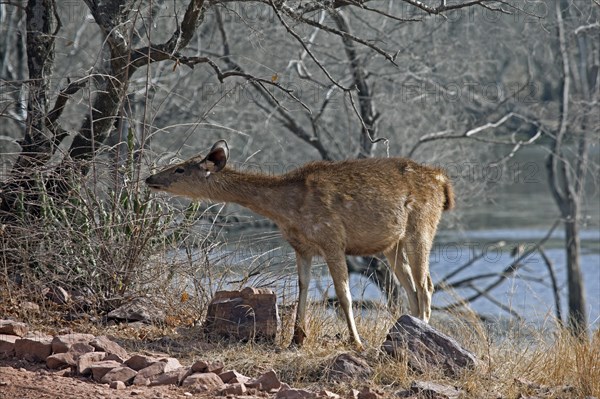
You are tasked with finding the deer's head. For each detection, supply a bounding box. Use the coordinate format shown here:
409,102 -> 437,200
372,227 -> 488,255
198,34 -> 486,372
145,140 -> 229,198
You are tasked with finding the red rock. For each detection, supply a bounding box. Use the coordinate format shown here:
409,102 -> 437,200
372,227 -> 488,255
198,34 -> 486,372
219,370 -> 250,384
124,354 -> 158,371
90,360 -> 121,381
383,315 -> 479,377
14,334 -> 53,362
247,369 -> 281,392
90,336 -> 128,360
181,372 -> 225,392
69,342 -> 95,358
148,368 -> 188,387
0,335 -> 18,357
52,333 -> 95,353
100,366 -> 137,385
0,320 -> 29,337
46,352 -> 76,369
132,362 -> 167,386
325,353 -> 372,382
204,288 -> 279,342
219,382 -> 247,396
191,359 -> 223,374
77,352 -> 107,375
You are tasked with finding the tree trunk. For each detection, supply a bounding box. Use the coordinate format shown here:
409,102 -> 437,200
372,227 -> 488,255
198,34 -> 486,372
0,0 -> 57,218
564,212 -> 587,332
547,0 -> 590,335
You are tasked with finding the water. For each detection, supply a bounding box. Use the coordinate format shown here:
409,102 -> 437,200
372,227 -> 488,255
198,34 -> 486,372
204,225 -> 600,329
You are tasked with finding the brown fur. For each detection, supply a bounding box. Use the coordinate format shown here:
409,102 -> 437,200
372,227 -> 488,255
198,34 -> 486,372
146,140 -> 454,349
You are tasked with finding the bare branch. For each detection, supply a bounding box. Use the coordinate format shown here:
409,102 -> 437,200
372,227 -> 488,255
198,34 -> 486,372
270,0 -> 350,91
574,22 -> 600,35
130,0 -> 206,69
282,5 -> 398,65
438,219 -> 561,311
407,112 -> 542,157
46,78 -> 88,129
538,246 -> 563,324
467,283 -> 524,321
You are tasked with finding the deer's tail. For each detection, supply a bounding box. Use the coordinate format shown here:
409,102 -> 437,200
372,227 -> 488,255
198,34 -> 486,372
443,178 -> 455,211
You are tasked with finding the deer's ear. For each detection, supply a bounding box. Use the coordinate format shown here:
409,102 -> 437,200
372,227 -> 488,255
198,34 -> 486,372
203,140 -> 229,173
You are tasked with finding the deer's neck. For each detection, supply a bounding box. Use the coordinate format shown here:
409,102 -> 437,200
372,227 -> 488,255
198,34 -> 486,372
205,168 -> 299,224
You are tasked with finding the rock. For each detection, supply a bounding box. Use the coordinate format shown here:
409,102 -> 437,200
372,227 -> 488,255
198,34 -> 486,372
410,381 -> 462,399
90,360 -> 122,381
132,362 -> 168,386
51,333 -> 95,353
158,357 -> 182,373
325,353 -> 372,382
125,354 -> 159,371
204,287 -> 279,342
77,352 -> 107,375
14,333 -> 53,362
100,366 -> 137,385
105,353 -> 126,363
276,387 -> 317,398
191,359 -> 224,374
110,381 -> 126,390
107,297 -> 166,323
44,286 -> 70,305
0,334 -> 18,357
46,352 -> 77,369
219,370 -> 250,384
181,372 -> 225,392
149,368 -> 189,386
219,383 -> 247,396
69,342 -> 95,358
0,320 -> 29,337
90,336 -> 129,360
382,315 -> 479,377
247,369 -> 281,392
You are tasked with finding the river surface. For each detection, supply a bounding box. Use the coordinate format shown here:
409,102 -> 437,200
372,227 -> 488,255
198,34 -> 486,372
209,225 -> 599,329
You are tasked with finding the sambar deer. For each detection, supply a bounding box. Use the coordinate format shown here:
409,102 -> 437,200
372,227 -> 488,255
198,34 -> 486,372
146,140 -> 454,350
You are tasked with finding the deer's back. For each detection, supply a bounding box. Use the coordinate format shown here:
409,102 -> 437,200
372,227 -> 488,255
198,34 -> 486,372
284,158 -> 449,256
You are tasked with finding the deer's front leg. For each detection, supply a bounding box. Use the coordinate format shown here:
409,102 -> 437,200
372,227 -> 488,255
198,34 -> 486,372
292,253 -> 312,346
325,252 -> 364,351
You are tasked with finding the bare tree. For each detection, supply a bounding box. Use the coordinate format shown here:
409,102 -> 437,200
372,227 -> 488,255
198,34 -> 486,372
546,0 -> 598,335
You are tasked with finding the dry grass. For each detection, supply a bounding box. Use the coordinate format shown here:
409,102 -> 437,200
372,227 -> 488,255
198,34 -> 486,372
1,281 -> 598,398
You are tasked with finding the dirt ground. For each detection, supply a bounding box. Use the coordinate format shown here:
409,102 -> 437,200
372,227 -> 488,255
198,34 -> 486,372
0,359 -> 264,399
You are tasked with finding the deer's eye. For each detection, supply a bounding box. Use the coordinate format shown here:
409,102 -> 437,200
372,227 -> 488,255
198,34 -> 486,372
175,167 -> 185,174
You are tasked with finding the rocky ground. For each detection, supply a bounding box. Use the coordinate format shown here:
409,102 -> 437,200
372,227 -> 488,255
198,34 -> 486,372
0,360 -> 195,399
0,316 -> 474,399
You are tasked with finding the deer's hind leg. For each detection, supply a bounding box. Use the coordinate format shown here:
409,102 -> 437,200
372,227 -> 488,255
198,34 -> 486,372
404,233 -> 435,322
384,241 -> 419,317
